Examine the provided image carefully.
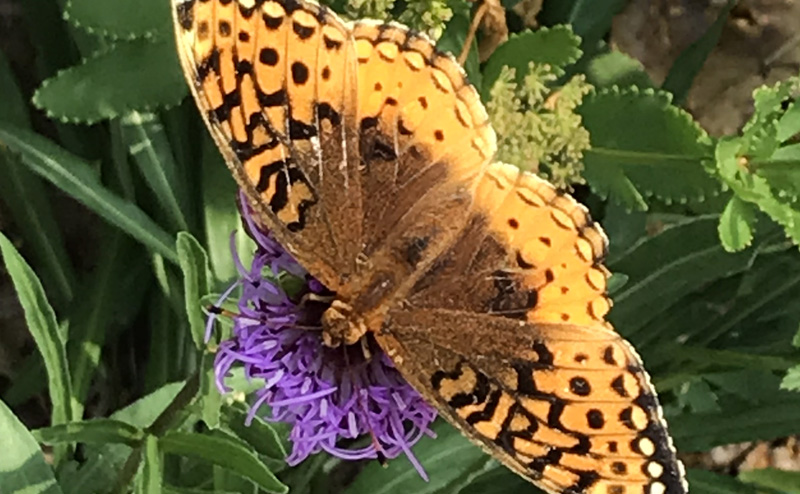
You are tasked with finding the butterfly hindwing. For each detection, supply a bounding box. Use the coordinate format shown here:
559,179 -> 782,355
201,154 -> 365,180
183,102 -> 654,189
378,310 -> 685,494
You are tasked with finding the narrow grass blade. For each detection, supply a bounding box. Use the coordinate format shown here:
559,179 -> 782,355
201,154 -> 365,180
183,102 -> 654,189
121,111 -> 190,232
0,123 -> 178,264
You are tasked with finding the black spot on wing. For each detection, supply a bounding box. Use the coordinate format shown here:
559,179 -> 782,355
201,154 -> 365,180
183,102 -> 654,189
176,0 -> 195,30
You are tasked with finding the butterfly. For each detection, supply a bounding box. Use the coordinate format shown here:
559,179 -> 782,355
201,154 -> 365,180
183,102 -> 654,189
172,1 -> 688,493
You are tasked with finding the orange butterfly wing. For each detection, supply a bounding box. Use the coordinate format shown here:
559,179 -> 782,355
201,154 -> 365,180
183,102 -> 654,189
378,164 -> 688,494
173,2 -> 689,493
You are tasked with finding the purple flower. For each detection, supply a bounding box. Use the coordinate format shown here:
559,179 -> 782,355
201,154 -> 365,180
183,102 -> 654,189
209,193 -> 437,477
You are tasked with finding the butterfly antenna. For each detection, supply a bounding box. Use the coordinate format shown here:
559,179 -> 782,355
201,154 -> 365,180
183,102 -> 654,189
342,342 -> 388,467
205,304 -> 320,330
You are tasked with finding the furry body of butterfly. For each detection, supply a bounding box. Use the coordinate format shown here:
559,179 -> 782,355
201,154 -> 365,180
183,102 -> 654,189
172,1 -> 689,493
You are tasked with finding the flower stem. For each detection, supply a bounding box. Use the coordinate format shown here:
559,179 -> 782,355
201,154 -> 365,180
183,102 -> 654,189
113,372 -> 200,493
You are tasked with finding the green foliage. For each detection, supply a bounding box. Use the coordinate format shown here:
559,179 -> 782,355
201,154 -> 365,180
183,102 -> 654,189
578,87 -> 718,210
487,63 -> 591,187
33,39 -> 186,124
711,77 -> 800,250
1,1 -> 800,494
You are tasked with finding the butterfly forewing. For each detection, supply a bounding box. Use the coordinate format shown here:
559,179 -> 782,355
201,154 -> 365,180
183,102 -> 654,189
173,1 -> 688,493
173,0 -> 363,288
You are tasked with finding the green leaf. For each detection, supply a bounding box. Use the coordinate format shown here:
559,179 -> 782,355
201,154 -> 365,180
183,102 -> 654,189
177,232 -> 212,350
584,49 -> 653,89
777,98 -> 800,143
687,469 -> 759,494
0,54 -> 75,310
458,465 -> 533,494
56,383 -> 185,494
112,382 -> 185,426
780,365 -> 800,391
0,123 -> 179,264
578,87 -> 718,210
344,421 -> 488,494
739,468 -> 800,493
0,233 -> 73,434
33,38 -> 186,124
757,144 -> 800,201
609,216 -> 758,339
671,394 -> 800,451
65,0 -> 171,39
121,111 -> 190,232
199,355 -> 223,429
718,196 -> 756,252
482,26 -> 582,100
160,431 -> 287,494
68,233 -> 146,415
662,0 -> 736,104
566,0 -> 626,46
33,419 -> 144,446
715,137 -> 800,246
0,400 -> 64,494
223,404 -> 287,461
136,436 -> 163,494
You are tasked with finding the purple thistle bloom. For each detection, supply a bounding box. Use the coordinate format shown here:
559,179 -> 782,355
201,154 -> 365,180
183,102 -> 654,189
210,192 -> 437,477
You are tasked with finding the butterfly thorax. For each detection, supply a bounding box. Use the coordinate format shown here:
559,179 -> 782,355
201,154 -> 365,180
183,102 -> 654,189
320,299 -> 368,347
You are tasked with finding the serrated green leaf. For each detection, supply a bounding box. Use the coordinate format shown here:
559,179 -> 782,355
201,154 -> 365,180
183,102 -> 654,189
584,50 -> 653,89
0,233 -> 73,446
33,38 -> 186,124
136,436 -> 163,494
662,0 -> 736,104
718,196 -> 755,252
0,123 -> 179,264
0,400 -> 64,494
778,98 -> 800,143
715,137 -> 800,246
160,431 -> 287,494
344,421 -> 487,494
65,0 -> 171,39
33,419 -> 144,446
740,468 -> 800,493
757,143 -> 800,200
177,232 -> 212,350
578,87 -> 718,209
780,365 -> 800,391
482,26 -> 582,100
